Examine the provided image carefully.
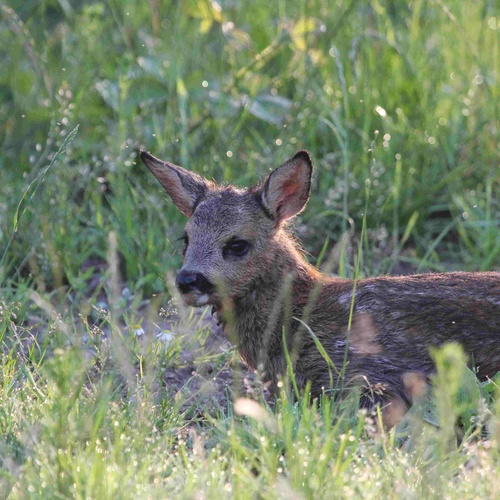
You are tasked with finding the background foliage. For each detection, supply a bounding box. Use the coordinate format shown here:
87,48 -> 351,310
0,0 -> 499,497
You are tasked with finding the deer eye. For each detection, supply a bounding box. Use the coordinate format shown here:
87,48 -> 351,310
223,238 -> 250,259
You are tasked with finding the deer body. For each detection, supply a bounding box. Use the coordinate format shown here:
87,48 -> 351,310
141,149 -> 500,421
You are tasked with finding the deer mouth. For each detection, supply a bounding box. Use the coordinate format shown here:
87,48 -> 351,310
176,269 -> 217,307
180,290 -> 216,308
211,304 -> 224,326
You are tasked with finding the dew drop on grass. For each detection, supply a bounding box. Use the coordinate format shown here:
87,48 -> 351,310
473,74 -> 484,85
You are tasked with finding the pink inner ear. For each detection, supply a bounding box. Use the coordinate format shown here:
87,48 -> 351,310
282,168 -> 302,195
262,152 -> 312,221
273,169 -> 309,220
282,178 -> 300,198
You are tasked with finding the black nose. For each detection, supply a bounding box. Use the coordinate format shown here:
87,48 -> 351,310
176,270 -> 214,295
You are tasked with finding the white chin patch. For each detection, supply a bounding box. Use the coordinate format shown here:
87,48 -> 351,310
194,294 -> 210,306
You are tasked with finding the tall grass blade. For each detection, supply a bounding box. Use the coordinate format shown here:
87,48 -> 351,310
0,125 -> 79,277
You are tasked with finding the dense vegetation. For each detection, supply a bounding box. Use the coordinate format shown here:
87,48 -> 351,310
1,0 -> 499,497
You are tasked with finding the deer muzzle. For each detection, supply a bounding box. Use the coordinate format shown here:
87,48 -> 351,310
176,269 -> 215,301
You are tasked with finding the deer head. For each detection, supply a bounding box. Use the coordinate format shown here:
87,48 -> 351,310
140,150 -> 313,308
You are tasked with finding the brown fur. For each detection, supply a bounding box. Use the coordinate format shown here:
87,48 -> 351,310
141,149 -> 500,424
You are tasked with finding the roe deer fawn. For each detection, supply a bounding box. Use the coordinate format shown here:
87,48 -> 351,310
141,149 -> 500,425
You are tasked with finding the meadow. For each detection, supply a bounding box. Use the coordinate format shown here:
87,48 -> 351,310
1,0 -> 499,497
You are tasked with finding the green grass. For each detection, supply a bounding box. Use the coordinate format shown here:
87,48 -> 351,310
1,0 -> 499,497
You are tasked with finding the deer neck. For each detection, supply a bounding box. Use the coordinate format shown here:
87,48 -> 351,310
219,230 -> 323,371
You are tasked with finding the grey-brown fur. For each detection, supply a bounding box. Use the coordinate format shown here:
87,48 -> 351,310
141,149 -> 500,424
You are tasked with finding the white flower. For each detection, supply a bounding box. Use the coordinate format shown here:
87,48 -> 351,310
156,330 -> 174,346
133,326 -> 145,337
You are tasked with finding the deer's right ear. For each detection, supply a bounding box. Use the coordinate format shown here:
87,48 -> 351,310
140,151 -> 208,217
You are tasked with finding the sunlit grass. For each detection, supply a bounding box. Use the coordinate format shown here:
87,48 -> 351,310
2,301 -> 500,498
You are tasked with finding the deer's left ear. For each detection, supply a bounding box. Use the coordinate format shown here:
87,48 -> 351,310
258,150 -> 313,223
